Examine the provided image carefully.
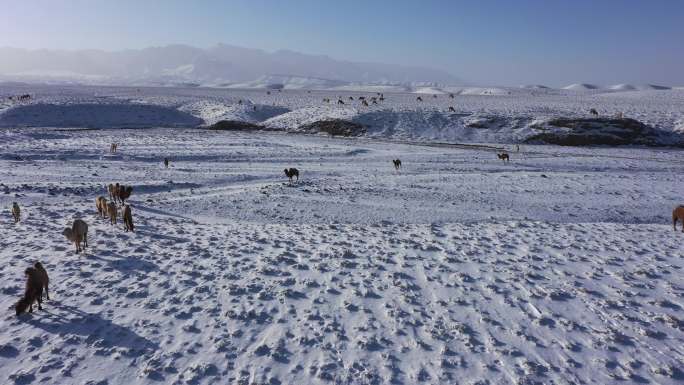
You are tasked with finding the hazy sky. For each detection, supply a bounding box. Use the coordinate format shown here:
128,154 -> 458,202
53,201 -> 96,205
1,0 -> 683,86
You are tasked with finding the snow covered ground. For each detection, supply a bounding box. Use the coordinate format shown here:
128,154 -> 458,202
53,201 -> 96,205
1,127 -> 683,385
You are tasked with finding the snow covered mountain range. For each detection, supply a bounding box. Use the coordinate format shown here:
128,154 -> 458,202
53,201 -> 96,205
0,44 -> 460,87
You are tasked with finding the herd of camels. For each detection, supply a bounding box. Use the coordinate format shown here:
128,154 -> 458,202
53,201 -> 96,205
6,89 -> 684,316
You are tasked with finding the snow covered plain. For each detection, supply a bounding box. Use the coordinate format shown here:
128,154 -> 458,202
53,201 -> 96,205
1,127 -> 683,385
0,85 -> 683,384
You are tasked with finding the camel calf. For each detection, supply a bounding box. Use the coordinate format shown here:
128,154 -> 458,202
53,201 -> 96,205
673,206 -> 684,232
497,153 -> 510,163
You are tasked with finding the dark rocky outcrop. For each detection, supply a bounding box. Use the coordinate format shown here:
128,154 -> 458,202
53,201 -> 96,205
299,119 -> 366,137
525,117 -> 684,147
207,120 -> 265,131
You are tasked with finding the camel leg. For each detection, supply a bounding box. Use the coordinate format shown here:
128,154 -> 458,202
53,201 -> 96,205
675,217 -> 678,232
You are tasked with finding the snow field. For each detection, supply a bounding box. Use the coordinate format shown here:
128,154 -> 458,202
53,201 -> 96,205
0,128 -> 683,384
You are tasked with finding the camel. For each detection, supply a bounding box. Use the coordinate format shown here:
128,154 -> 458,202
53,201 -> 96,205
118,185 -> 133,205
12,202 -> 20,223
392,159 -> 402,170
337,99 -> 345,105
108,183 -> 119,201
362,100 -> 369,107
589,108 -> 599,117
123,205 -> 134,232
416,96 -> 423,102
497,153 -> 510,163
15,265 -> 48,316
63,219 -> 88,253
448,106 -> 456,112
284,168 -> 299,183
673,206 -> 684,232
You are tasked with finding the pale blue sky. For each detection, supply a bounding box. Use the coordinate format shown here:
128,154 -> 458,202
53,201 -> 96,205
1,0 -> 683,86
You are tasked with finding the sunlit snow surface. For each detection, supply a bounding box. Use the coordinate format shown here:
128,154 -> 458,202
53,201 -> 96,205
0,85 -> 683,385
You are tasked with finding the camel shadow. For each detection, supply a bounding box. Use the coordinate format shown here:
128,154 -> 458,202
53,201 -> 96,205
135,228 -> 191,243
89,250 -> 159,274
24,303 -> 158,354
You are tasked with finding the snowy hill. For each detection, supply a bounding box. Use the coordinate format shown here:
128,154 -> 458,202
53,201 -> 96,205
225,75 -> 349,90
1,84 -> 683,146
563,83 -> 601,91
